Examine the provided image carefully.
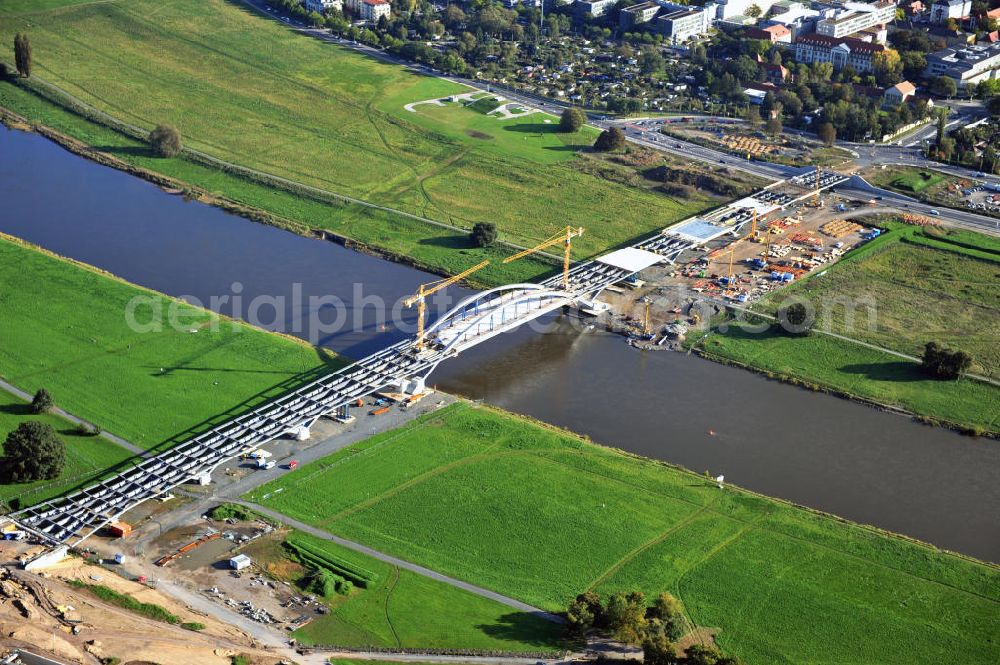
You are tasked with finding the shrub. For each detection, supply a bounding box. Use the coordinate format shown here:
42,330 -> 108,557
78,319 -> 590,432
774,302 -> 812,336
30,388 -> 54,414
148,123 -> 182,157
594,127 -> 626,152
470,222 -> 497,247
920,341 -> 971,380
181,622 -> 205,631
303,568 -> 344,597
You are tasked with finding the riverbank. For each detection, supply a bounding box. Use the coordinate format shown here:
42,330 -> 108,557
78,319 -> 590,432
0,97 -> 554,289
0,233 -> 339,454
244,401 -> 1000,665
0,0 -> 714,283
685,221 -> 1000,436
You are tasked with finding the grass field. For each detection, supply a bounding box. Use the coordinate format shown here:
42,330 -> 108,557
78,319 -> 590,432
0,236 -> 334,451
890,170 -> 945,193
245,402 -> 1000,664
244,530 -> 567,652
0,389 -> 135,510
697,223 -> 1000,433
753,225 -> 1000,377
0,0 -> 709,266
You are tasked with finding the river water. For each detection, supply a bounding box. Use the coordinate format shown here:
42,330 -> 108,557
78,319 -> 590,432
2,126 -> 998,562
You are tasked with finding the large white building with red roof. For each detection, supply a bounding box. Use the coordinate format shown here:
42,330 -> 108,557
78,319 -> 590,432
794,33 -> 887,73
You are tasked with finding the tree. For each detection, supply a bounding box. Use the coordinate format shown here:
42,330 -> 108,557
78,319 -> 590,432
776,301 -> 811,335
901,51 -> 927,81
765,115 -> 782,138
14,33 -> 31,78
30,388 -> 54,414
930,75 -> 957,98
149,124 -> 182,157
938,136 -> 956,161
4,421 -> 65,482
638,47 -> 665,75
566,597 -> 596,635
745,105 -> 761,129
686,644 -> 725,665
818,122 -> 837,147
603,591 -> 647,644
921,342 -> 972,380
873,49 -> 903,87
642,624 -> 677,665
987,95 -> 1000,118
594,127 -> 626,152
470,222 -> 497,247
745,4 -> 762,18
651,591 -> 684,640
559,107 -> 586,133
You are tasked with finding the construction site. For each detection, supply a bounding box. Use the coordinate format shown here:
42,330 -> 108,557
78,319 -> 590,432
593,169 -> 895,346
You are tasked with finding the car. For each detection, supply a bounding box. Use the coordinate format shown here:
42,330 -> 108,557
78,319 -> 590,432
929,209 -> 940,215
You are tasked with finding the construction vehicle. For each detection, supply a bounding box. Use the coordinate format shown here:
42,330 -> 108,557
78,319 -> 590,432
503,225 -> 585,290
403,260 -> 490,351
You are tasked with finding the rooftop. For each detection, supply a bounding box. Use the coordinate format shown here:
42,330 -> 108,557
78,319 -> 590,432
796,33 -> 887,53
889,80 -> 917,94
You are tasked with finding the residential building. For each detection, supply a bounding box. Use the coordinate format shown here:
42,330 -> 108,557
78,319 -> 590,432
815,1 -> 897,39
794,33 -> 886,72
360,0 -> 390,21
620,1 -> 661,29
901,0 -> 925,16
930,0 -> 970,23
883,80 -> 916,105
763,62 -> 792,84
746,24 -> 794,42
925,42 -> 1000,86
306,0 -> 343,11
576,0 -> 618,17
655,3 -> 716,44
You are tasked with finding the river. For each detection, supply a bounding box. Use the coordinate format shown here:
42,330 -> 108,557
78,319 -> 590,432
2,125 -> 998,562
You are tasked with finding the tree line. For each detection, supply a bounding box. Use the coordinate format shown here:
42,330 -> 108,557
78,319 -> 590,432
567,590 -> 743,665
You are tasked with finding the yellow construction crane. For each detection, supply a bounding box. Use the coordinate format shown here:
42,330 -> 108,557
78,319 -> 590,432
503,226 -> 585,290
747,209 -> 758,241
727,245 -> 735,289
404,260 -> 490,351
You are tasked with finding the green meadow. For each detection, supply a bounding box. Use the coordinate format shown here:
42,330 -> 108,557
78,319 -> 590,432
0,236 -> 333,451
0,389 -> 135,510
246,402 -> 1000,665
245,530 -> 566,651
0,0 -> 709,272
698,223 -> 1000,433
